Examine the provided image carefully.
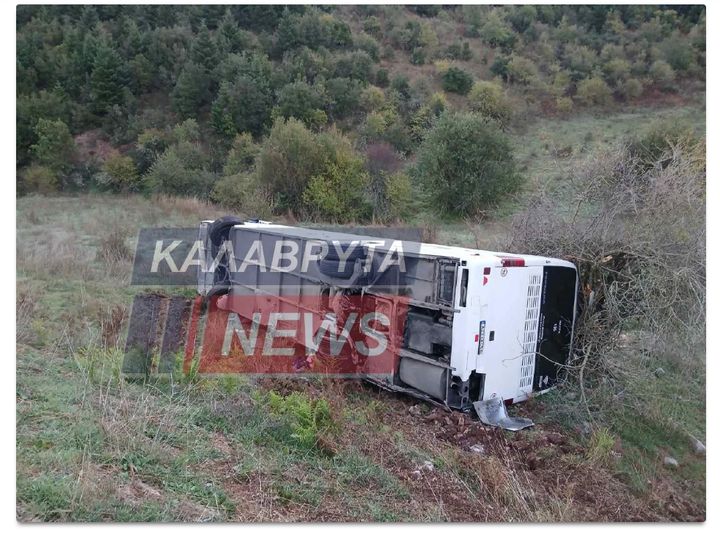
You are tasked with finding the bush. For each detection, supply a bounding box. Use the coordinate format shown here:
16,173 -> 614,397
211,77 -> 272,138
660,36 -> 695,72
479,10 -> 515,48
267,391 -> 336,451
648,60 -> 676,89
302,152 -> 370,222
385,171 -> 413,221
143,145 -> 215,197
359,85 -> 385,112
374,68 -> 390,87
468,81 -> 512,126
256,118 -> 356,214
415,113 -> 521,216
21,164 -> 57,194
575,76 -> 613,106
324,77 -> 362,120
332,50 -> 373,82
31,119 -> 76,174
555,96 -> 574,114
223,133 -> 258,175
506,55 -> 540,85
210,171 -> 257,211
275,81 -> 327,129
103,154 -> 139,191
616,78 -> 644,100
626,121 -> 699,173
441,67 -> 474,95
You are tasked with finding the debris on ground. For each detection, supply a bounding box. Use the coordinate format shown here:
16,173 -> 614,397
469,444 -> 486,455
408,404 -> 423,416
663,456 -> 679,468
689,435 -> 706,455
473,397 -> 534,431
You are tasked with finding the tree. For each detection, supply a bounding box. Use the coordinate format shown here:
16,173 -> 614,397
256,118 -> 360,214
172,61 -> 210,118
414,113 -> 521,216
211,76 -> 272,138
275,81 -> 327,128
223,132 -> 258,175
90,42 -> 126,113
303,152 -> 370,222
190,22 -> 219,72
442,67 -> 474,95
103,154 -> 139,191
468,81 -> 512,126
31,119 -> 76,174
256,118 -> 327,211
576,76 -> 613,106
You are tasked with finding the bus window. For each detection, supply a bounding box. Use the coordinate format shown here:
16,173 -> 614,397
459,268 -> 469,307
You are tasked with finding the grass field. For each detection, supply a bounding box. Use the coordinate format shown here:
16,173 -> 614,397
16,106 -> 706,522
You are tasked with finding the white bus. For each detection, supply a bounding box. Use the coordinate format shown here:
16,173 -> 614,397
197,217 -> 578,410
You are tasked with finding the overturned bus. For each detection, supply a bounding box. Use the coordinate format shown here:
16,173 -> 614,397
197,216 -> 578,411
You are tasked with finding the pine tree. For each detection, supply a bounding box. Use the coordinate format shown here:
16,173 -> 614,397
90,42 -> 125,113
190,22 -> 218,72
171,61 -> 210,118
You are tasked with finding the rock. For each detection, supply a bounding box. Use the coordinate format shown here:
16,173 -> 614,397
689,435 -> 706,455
408,404 -> 422,416
420,460 -> 434,472
653,367 -> 666,377
410,470 -> 422,479
663,456 -> 679,468
469,444 -> 486,455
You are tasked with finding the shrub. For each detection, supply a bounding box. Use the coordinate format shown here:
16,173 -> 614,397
442,66 -> 474,95
359,86 -> 385,112
143,145 -> 215,197
21,164 -> 57,194
31,119 -> 76,174
385,171 -> 413,221
602,58 -> 631,87
506,55 -> 540,85
325,77 -> 362,120
415,113 -> 521,216
332,50 -> 373,82
374,68 -> 390,87
171,61 -> 210,119
468,81 -> 512,125
267,391 -> 336,451
576,77 -> 613,106
555,96 -> 574,114
302,152 -> 370,222
648,60 -> 676,89
617,78 -> 644,100
103,154 -> 139,191
256,118 -> 358,214
479,10 -> 515,48
660,36 -> 695,72
626,120 -> 699,173
275,81 -> 327,128
223,133 -> 258,175
210,171 -> 257,211
211,77 -> 272,138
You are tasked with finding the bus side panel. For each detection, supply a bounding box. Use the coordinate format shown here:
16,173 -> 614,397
533,266 -> 578,391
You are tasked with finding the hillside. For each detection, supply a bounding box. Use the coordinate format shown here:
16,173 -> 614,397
16,4 -> 706,522
17,4 -> 706,220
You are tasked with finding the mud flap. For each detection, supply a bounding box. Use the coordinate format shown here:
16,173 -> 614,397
473,398 -> 534,431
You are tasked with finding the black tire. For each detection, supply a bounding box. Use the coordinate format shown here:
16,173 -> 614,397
318,258 -> 356,279
208,215 -> 243,247
322,241 -> 366,262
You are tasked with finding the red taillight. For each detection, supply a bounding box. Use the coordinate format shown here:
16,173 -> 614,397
498,256 -> 525,267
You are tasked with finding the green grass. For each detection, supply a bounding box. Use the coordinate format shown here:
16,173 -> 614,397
16,106 -> 705,522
